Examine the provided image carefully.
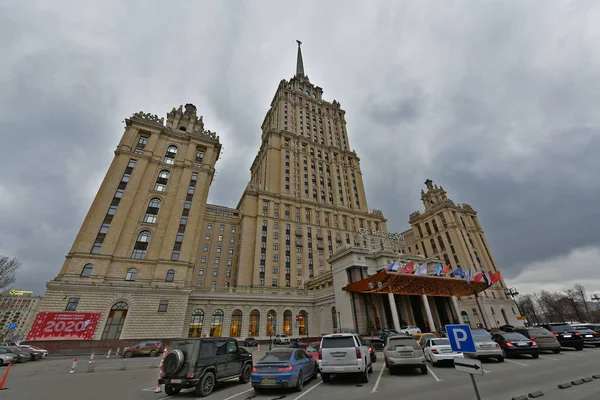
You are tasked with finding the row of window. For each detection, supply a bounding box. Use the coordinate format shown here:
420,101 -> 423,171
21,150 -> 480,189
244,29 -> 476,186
79,264 -> 175,283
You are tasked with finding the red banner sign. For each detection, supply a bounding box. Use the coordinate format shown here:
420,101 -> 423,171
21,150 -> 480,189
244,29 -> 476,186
26,312 -> 101,341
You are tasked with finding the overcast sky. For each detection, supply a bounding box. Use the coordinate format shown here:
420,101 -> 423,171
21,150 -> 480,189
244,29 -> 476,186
1,1 -> 599,298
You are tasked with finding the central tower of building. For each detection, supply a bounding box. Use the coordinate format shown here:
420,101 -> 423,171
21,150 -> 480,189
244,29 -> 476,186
235,42 -> 388,288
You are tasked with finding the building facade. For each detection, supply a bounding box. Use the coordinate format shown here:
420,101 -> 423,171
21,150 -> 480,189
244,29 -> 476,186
31,43 -> 519,345
1,293 -> 41,342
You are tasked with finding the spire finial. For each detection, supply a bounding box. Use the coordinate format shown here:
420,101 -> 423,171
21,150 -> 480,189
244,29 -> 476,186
296,40 -> 304,77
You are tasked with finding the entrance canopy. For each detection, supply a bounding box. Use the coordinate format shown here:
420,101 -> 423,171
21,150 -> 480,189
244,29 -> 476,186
342,270 -> 488,297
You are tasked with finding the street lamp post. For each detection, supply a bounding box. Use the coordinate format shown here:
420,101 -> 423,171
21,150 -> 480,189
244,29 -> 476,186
268,312 -> 275,350
505,287 -> 525,324
337,311 -> 341,333
306,313 -> 309,339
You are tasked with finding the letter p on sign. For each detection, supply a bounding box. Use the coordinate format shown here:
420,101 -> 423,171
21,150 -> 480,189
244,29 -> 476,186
445,324 -> 476,353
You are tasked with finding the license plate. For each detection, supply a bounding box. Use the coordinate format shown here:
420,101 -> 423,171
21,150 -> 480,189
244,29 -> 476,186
400,352 -> 412,357
170,379 -> 182,384
563,334 -> 572,338
442,349 -> 452,353
332,352 -> 346,357
479,345 -> 491,349
517,341 -> 527,346
586,335 -> 593,338
262,378 -> 276,385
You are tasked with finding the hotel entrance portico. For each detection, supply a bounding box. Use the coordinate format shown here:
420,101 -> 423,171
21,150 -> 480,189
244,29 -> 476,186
329,248 -> 493,335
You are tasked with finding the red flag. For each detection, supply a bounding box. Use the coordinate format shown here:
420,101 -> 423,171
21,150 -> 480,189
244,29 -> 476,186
441,265 -> 450,275
473,272 -> 483,283
399,261 -> 415,274
490,272 -> 501,284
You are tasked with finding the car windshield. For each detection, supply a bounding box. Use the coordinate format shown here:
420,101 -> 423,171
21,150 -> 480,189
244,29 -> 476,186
432,339 -> 450,346
322,337 -> 355,348
526,328 -> 551,336
549,325 -> 572,333
503,333 -> 528,341
578,329 -> 595,334
389,337 -> 417,348
260,351 -> 293,362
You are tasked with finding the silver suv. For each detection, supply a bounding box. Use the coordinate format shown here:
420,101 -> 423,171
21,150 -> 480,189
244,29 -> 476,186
383,335 -> 427,374
274,334 -> 290,345
318,333 -> 373,383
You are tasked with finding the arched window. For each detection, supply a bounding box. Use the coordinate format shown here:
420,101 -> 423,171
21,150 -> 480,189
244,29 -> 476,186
80,263 -> 93,277
210,309 -> 224,337
131,231 -> 151,259
125,268 -> 137,281
165,269 -> 175,282
101,301 -> 128,340
461,311 -> 470,324
266,310 -> 277,336
194,146 -> 205,167
230,309 -> 242,337
248,310 -> 260,336
143,198 -> 161,223
283,310 -> 292,335
154,170 -> 170,192
188,309 -> 204,337
321,191 -> 325,201
312,189 -> 317,199
332,306 -> 338,331
430,238 -> 438,253
164,145 -> 178,165
298,310 -> 308,335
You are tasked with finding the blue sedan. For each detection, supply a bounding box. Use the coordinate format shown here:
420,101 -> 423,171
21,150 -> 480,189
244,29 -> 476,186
251,348 -> 317,392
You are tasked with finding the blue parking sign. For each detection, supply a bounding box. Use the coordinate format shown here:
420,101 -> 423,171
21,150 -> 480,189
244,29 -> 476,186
445,324 -> 476,353
7,322 -> 17,331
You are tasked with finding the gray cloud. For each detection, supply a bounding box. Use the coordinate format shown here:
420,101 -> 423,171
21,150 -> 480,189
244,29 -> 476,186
1,0 -> 599,296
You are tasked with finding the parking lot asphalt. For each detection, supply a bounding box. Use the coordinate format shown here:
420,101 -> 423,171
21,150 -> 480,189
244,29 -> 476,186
2,345 -> 600,400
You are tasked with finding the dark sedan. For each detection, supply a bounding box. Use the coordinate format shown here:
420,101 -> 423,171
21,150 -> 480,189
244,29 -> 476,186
492,332 -> 539,358
575,328 -> 600,347
539,324 -> 584,350
515,327 -> 561,353
244,338 -> 259,347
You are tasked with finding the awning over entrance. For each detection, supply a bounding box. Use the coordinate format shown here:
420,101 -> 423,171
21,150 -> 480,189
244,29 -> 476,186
342,270 -> 488,297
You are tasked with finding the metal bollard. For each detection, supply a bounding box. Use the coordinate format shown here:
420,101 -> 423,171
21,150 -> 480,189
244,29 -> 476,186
70,358 -> 78,374
89,352 -> 95,364
116,347 -> 120,356
120,359 -> 127,371
106,348 -> 112,358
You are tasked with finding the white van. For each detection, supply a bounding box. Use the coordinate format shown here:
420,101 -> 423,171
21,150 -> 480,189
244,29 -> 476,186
318,333 -> 373,383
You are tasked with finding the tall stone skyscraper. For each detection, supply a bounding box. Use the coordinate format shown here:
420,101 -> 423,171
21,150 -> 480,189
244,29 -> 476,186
235,42 -> 388,288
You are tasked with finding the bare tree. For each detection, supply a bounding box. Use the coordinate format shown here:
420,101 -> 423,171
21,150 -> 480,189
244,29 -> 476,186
516,294 -> 541,325
574,283 -> 592,322
564,289 -> 584,322
538,290 -> 566,322
0,255 -> 21,294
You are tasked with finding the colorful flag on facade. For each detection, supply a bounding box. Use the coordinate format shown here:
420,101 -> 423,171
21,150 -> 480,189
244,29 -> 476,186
441,265 -> 451,275
388,261 -> 399,272
399,261 -> 415,274
464,268 -> 473,283
483,272 -> 491,286
473,271 -> 483,283
433,264 -> 443,276
490,271 -> 502,284
414,263 -> 428,275
450,266 -> 463,279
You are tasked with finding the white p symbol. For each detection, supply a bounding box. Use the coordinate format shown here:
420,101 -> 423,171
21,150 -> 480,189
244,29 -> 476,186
453,329 -> 468,350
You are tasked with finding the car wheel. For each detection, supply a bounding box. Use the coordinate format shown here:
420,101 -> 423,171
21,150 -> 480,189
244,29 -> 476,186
321,373 -> 331,382
239,364 -> 251,383
532,353 -> 539,359
361,369 -> 369,383
552,348 -> 561,354
368,363 -> 373,373
124,351 -> 133,358
295,371 -> 304,392
0,359 -> 3,367
149,350 -> 157,357
196,371 -> 215,397
432,359 -> 438,367
420,365 -> 428,375
164,385 -> 181,396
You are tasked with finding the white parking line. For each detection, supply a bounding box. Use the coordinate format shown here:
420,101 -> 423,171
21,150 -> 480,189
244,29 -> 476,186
426,366 -> 443,382
539,356 -> 559,361
371,366 -> 386,392
483,369 -> 492,374
223,387 -> 254,400
505,359 -> 529,367
291,380 -> 322,400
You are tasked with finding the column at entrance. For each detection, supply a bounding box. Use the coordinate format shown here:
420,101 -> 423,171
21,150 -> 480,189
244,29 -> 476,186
475,293 -> 491,328
451,296 -> 462,323
421,294 -> 436,333
388,293 -> 401,332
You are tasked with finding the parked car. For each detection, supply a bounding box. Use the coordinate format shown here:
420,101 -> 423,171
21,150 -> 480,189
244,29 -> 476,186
470,329 -> 504,362
401,326 -> 422,335
251,348 -> 317,392
379,328 -> 400,342
274,335 -> 291,345
319,333 -> 373,383
305,341 -> 320,359
514,327 -> 561,353
368,338 -> 385,351
363,340 -> 377,363
19,344 -> 48,357
159,337 -> 253,397
573,328 -> 600,347
0,348 -> 18,366
2,346 -> 31,362
413,333 -> 437,347
538,323 -> 584,350
492,332 -> 539,359
383,334 -> 427,375
122,340 -> 163,358
422,338 -> 462,366
572,323 -> 600,334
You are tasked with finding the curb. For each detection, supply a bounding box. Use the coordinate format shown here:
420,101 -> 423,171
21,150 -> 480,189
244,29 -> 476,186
528,391 -> 544,398
571,379 -> 584,386
511,396 -> 527,400
582,377 -> 593,383
558,383 -> 571,389
593,374 -> 600,380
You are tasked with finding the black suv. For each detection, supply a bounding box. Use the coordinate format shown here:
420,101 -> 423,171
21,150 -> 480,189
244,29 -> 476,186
538,323 -> 584,350
159,337 -> 253,397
